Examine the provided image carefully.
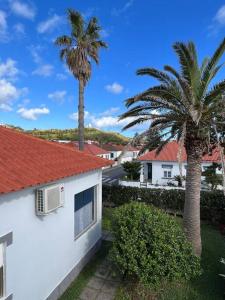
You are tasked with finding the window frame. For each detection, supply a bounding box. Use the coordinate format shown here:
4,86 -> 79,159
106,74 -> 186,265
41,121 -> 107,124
163,170 -> 172,178
0,243 -> 5,300
74,186 -> 97,240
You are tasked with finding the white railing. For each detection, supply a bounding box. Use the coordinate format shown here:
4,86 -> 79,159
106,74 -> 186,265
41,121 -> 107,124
119,180 -> 185,190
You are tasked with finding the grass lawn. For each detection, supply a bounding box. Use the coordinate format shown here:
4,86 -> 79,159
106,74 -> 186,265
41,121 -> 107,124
102,207 -> 225,300
59,241 -> 111,300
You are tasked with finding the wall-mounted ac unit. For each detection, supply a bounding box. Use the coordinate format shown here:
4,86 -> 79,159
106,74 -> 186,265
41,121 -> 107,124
36,184 -> 65,215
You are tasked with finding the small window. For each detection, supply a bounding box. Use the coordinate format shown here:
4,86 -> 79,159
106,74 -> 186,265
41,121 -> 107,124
110,153 -> 114,159
163,170 -> 172,178
0,244 -> 4,299
162,164 -> 173,169
74,186 -> 96,238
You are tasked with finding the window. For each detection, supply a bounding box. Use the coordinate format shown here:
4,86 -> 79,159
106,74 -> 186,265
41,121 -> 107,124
110,152 -> 114,159
163,170 -> 172,178
162,164 -> 173,169
74,186 -> 96,238
0,244 -> 4,299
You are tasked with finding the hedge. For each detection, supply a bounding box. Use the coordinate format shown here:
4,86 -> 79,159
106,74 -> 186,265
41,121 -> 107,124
102,185 -> 225,224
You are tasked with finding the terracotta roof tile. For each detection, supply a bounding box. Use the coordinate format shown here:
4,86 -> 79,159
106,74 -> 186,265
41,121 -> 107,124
0,126 -> 111,195
139,141 -> 220,162
64,142 -> 109,156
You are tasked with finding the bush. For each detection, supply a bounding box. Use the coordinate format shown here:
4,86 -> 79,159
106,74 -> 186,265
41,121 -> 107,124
110,202 -> 201,285
122,161 -> 141,180
102,185 -> 225,224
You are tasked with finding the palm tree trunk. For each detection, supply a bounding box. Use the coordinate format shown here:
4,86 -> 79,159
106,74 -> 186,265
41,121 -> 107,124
184,139 -> 203,257
78,80 -> 85,151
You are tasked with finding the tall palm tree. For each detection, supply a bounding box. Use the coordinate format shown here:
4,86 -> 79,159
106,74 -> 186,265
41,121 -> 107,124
120,39 -> 225,256
55,9 -> 107,150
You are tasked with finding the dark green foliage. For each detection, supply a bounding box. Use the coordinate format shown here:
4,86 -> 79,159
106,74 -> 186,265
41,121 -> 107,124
122,161 -> 141,180
173,175 -> 186,187
111,202 -> 201,285
102,185 -> 225,224
202,163 -> 223,190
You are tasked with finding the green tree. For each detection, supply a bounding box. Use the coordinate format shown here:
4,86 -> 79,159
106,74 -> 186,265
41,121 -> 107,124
122,161 -> 141,180
55,9 -> 107,150
120,39 -> 225,256
202,163 -> 222,190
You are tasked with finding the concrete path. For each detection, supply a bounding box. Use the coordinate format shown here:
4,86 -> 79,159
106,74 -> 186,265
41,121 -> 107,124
79,258 -> 120,300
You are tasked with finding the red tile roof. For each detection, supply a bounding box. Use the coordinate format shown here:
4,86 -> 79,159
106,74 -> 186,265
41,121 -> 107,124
102,143 -> 139,152
0,126 -> 111,195
139,141 -> 220,162
65,142 -> 109,156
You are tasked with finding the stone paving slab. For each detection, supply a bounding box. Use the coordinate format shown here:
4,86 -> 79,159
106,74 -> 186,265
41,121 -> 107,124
79,287 -> 99,300
87,277 -> 105,290
79,257 -> 121,300
95,292 -> 115,300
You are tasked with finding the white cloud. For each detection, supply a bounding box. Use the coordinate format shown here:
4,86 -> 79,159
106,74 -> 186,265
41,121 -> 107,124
105,82 -> 124,94
100,107 -> 120,116
214,5 -> 225,25
29,45 -> 42,64
14,23 -> 25,35
32,64 -> 54,77
10,1 -> 35,20
69,108 -> 145,132
209,5 -> 225,35
0,10 -> 8,42
112,0 -> 134,16
69,111 -> 90,121
17,107 -> 50,120
48,90 -> 67,104
0,79 -> 20,111
37,14 -> 63,34
0,58 -> 19,79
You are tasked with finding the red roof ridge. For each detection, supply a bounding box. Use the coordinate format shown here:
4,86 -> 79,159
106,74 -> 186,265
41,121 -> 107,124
0,126 -> 112,195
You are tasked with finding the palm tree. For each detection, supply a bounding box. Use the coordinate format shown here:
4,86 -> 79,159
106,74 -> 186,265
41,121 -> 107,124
55,9 -> 107,150
120,39 -> 225,256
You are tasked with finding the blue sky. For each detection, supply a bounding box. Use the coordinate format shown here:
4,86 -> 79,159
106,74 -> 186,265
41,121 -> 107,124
0,0 -> 225,136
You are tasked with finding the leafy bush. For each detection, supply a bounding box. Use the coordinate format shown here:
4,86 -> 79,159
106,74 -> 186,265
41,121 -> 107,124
102,185 -> 225,224
122,161 -> 141,180
110,202 -> 201,285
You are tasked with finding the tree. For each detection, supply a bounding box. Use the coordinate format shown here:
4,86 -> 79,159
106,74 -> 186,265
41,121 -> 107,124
120,39 -> 225,256
173,175 -> 186,187
55,9 -> 107,150
202,163 -> 222,190
122,161 -> 141,180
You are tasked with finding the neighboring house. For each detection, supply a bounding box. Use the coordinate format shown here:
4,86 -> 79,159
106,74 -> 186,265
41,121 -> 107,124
102,144 -> 139,163
139,141 -> 220,185
67,142 -> 111,160
0,126 -> 110,300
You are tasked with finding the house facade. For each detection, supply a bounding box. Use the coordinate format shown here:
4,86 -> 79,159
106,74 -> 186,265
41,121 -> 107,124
0,127 -> 110,300
102,144 -> 139,163
139,141 -> 220,185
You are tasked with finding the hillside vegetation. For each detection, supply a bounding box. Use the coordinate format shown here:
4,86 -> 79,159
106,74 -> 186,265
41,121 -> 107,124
26,128 -> 129,144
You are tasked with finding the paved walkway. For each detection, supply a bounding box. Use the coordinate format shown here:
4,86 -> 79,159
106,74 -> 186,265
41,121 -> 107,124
79,257 -> 120,300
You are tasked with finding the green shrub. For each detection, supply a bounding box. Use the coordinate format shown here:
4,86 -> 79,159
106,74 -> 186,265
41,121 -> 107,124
102,185 -> 225,224
110,202 -> 201,286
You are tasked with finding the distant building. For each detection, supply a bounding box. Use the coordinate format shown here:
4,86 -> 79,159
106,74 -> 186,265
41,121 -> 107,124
0,126 -> 110,300
102,144 -> 139,163
139,141 -> 221,185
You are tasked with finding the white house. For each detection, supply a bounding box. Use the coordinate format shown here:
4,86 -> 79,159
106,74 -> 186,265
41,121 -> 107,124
102,144 -> 139,163
0,126 -> 110,300
139,141 -> 220,185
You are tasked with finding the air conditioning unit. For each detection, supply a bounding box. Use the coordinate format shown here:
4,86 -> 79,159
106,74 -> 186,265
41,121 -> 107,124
36,184 -> 65,215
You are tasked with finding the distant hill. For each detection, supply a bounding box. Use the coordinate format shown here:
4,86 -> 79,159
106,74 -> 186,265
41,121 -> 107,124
26,128 -> 129,144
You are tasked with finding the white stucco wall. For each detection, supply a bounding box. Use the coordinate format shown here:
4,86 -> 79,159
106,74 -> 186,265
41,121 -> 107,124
0,169 -> 102,300
142,161 -> 215,185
